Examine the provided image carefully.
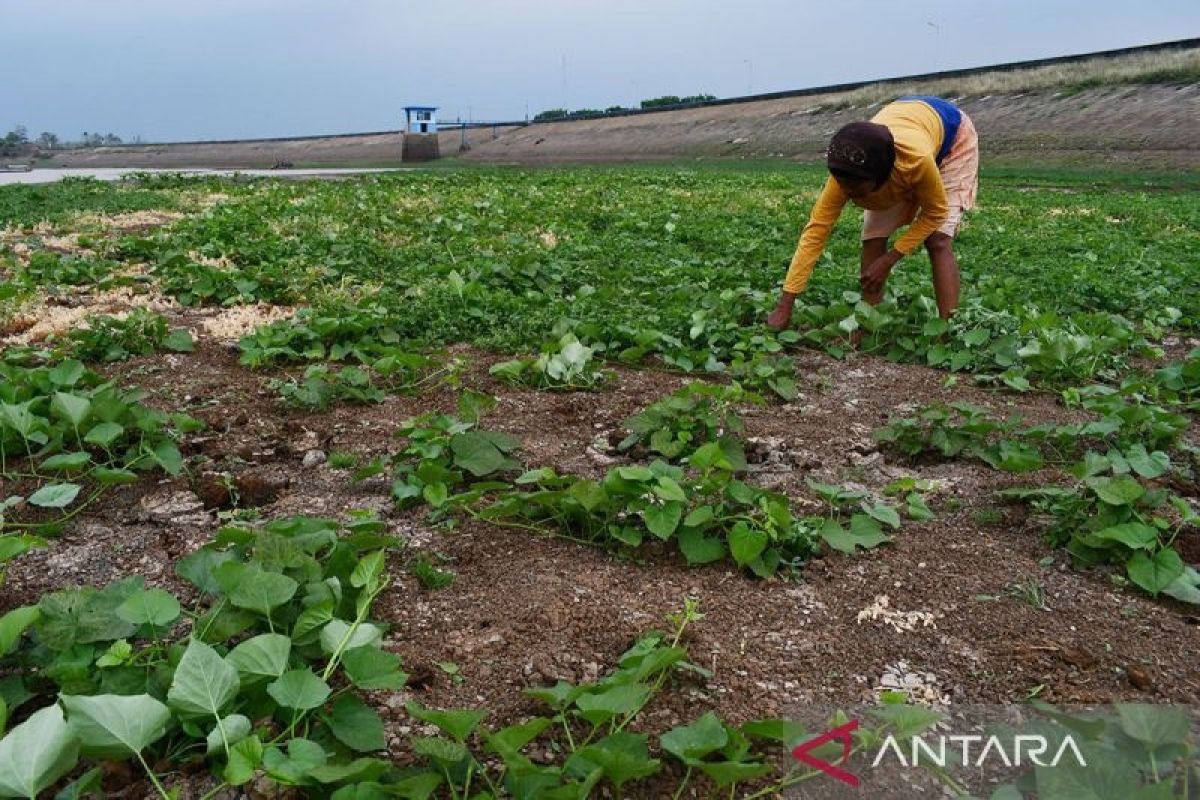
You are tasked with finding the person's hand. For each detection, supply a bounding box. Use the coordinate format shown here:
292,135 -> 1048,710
767,293 -> 797,330
860,251 -> 901,295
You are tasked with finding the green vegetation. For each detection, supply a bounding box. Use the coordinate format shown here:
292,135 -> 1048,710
0,176 -> 180,227
640,94 -> 717,108
0,161 -> 1197,797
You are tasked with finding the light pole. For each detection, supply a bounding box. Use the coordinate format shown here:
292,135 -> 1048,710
927,21 -> 940,71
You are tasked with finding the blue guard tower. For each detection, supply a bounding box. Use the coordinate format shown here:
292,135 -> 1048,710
402,105 -> 440,161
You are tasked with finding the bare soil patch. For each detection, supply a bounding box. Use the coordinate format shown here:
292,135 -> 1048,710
5,337 -> 1197,756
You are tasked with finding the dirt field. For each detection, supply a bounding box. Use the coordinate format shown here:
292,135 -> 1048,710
36,83 -> 1200,171
6,297 -> 1198,728
2,154 -> 1197,797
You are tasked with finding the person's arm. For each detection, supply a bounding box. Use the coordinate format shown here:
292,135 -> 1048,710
768,178 -> 847,328
892,156 -> 948,255
783,177 -> 848,294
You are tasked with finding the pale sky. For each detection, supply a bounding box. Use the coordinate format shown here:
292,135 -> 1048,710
3,1 -> 1197,142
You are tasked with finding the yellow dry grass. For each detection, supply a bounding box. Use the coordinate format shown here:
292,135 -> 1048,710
804,47 -> 1200,110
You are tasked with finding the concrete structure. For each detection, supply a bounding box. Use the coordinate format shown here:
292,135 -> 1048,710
402,105 -> 440,161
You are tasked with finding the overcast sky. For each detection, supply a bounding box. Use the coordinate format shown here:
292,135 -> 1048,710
3,1 -> 1197,142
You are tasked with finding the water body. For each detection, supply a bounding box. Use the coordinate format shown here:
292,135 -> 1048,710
0,167 -> 412,186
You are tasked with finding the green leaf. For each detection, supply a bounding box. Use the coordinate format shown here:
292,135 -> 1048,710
350,550 -> 386,590
981,440 -> 1044,473
484,717 -> 553,760
81,422 -> 123,448
869,704 -> 945,739
0,704 -> 79,799
319,620 -> 382,655
40,452 -> 91,472
1034,752 -> 1140,800
147,440 -> 184,476
342,646 -> 408,690
819,520 -> 855,554
307,757 -> 389,785
226,633 -> 292,685
569,732 -> 660,789
697,760 -> 772,786
1126,549 -> 1185,596
263,738 -> 327,784
456,389 -> 496,424
323,695 -> 386,752
574,684 -> 651,725
741,718 -> 807,746
652,477 -> 688,503
0,606 -> 40,657
676,528 -> 728,565
1087,475 -> 1144,506
422,482 -> 448,507
643,502 -> 683,539
1162,568 -> 1200,605
1114,703 -> 1190,749
205,714 -> 251,756
450,432 -> 511,477
60,693 -> 171,759
28,484 -> 81,509
865,502 -> 902,529
267,669 -> 330,711
115,588 -> 180,629
163,329 -> 194,352
175,548 -> 236,596
0,535 -> 44,566
405,703 -> 487,742
224,735 -> 263,785
411,736 -> 468,766
52,765 -> 102,800
728,523 -> 767,567
93,467 -> 136,485
660,712 -> 728,762
1124,445 -> 1169,479
168,639 -> 240,718
525,681 -> 584,712
905,492 -> 934,521
617,465 -> 654,481
228,564 -> 298,616
47,361 -> 85,388
1084,523 -> 1158,551
51,393 -> 91,428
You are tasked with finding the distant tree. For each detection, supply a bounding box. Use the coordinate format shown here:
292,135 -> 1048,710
534,108 -> 569,121
640,95 -> 682,109
1,125 -> 32,156
37,132 -> 59,149
571,108 -> 605,118
102,133 -> 123,145
640,94 -> 716,109
605,105 -> 628,113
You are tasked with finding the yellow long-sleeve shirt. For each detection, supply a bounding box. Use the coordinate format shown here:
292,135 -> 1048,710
782,100 -> 951,294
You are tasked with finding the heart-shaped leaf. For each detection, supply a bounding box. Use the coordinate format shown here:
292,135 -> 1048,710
60,693 -> 171,759
168,639 -> 240,718
227,633 -> 292,685
0,704 -> 80,798
267,669 -> 330,711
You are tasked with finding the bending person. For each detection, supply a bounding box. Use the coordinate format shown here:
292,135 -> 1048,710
768,96 -> 979,329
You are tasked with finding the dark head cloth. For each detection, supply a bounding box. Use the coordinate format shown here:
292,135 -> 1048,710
826,122 -> 895,188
